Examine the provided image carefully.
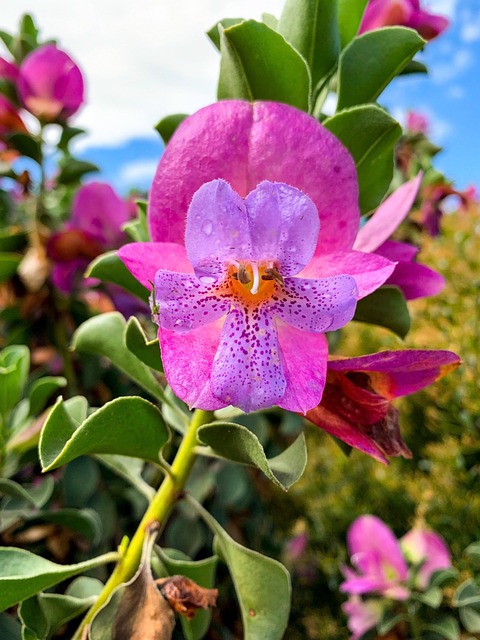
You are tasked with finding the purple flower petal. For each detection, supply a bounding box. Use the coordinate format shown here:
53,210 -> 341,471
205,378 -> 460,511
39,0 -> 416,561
211,308 -> 286,413
244,181 -> 319,275
376,239 -> 418,262
276,324 -> 328,413
149,101 -> 359,253
354,175 -> 422,253
385,261 -> 445,300
153,270 -> 230,333
300,251 -> 395,299
160,321 -> 226,411
118,242 -> 193,289
401,529 -> 451,590
328,350 -> 461,398
342,597 -> 382,640
271,275 -> 358,332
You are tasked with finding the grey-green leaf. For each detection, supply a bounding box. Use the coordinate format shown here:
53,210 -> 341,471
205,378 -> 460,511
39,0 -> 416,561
40,396 -> 169,471
324,104 -> 402,213
354,286 -> 411,338
154,113 -> 189,145
337,27 -> 425,110
125,316 -> 163,372
206,18 -> 244,50
85,251 -> 149,302
218,20 -> 310,111
27,376 -> 67,416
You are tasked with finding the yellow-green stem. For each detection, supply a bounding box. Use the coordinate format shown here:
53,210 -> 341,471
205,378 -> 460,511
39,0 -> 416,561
73,408 -> 213,639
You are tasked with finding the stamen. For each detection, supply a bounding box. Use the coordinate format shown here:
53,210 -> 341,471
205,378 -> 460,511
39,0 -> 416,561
238,264 -> 251,285
251,262 -> 260,295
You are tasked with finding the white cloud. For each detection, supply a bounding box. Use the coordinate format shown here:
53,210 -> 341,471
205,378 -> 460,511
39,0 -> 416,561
461,20 -> 480,42
431,49 -> 473,82
428,0 -> 458,19
2,0 -> 284,147
393,105 -> 453,143
118,159 -> 159,186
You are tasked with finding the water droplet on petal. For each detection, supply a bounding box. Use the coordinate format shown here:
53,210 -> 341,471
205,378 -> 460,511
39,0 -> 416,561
200,275 -> 216,285
202,220 -> 213,236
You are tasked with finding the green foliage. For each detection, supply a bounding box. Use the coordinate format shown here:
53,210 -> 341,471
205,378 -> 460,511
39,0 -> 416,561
337,0 -> 368,48
154,113 -> 188,145
57,159 -> 99,185
125,316 -> 163,372
122,200 -> 150,242
353,285 -> 411,338
86,251 -> 149,301
218,20 -> 311,111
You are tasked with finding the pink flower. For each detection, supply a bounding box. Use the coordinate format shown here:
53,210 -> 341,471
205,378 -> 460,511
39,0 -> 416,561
406,110 -> 429,135
359,0 -> 449,41
0,95 -> 27,138
342,596 -> 383,640
119,101 -> 396,413
341,515 -> 410,600
401,528 -> 451,589
0,56 -> 19,83
18,44 -> 84,122
306,349 -> 461,462
354,175 -> 445,299
419,182 -> 479,236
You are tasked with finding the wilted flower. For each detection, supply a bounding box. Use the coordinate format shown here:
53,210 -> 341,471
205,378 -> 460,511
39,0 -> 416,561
119,101 -> 397,412
18,44 -> 84,122
306,349 -> 461,462
419,182 -> 479,236
354,175 -> 445,299
0,94 -> 27,137
359,0 -> 449,40
342,596 -> 383,640
341,515 -> 410,600
401,528 -> 451,589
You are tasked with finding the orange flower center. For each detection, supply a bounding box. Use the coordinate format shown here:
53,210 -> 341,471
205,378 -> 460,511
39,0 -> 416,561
228,261 -> 282,305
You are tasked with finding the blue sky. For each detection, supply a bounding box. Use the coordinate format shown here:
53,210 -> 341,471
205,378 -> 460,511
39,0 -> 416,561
3,0 -> 479,194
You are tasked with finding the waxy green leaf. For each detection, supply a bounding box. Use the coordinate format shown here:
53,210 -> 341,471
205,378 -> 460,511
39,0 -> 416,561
337,27 -> 425,110
423,616 -> 460,640
7,133 -> 41,163
27,376 -> 67,416
0,547 -> 117,612
338,0 -> 368,48
71,312 -> 163,402
324,104 -> 402,213
207,18 -> 244,50
0,344 -> 29,421
0,228 -> 27,252
155,113 -> 189,145
278,0 -> 339,92
218,20 -> 310,111
198,422 -> 307,490
86,250 -> 149,301
0,252 -> 21,283
125,316 -> 163,372
354,286 -> 411,338
123,200 -> 150,242
190,498 -> 291,640
40,396 -> 169,471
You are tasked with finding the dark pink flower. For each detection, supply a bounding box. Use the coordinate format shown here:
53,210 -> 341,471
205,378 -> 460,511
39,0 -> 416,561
342,596 -> 382,640
0,56 -> 19,83
119,101 -> 396,413
419,182 -> 479,236
401,528 -> 451,589
306,349 -> 461,462
406,110 -> 429,135
359,0 -> 449,40
18,44 -> 84,122
354,175 -> 445,299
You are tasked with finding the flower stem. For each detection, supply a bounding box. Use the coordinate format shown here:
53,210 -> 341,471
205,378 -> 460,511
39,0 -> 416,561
72,408 -> 214,639
408,603 -> 422,640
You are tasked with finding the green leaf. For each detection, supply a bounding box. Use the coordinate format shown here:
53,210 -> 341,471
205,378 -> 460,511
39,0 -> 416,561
122,201 -> 150,242
27,376 -> 67,416
19,577 -> 102,640
58,126 -> 86,152
71,312 -> 163,402
278,0 -> 339,91
7,133 -> 41,163
0,252 -> 22,283
0,476 -> 54,509
465,541 -> 480,560
324,104 -> 402,213
0,228 -> 27,252
0,547 -> 117,612
429,568 -> 458,587
154,113 -> 188,145
400,59 -> 428,75
337,27 -> 425,110
354,286 -> 411,338
156,548 -> 217,640
262,13 -> 278,30
0,344 -> 29,420
423,616 -> 460,640
453,580 -> 480,607
198,422 -> 307,491
19,15 -> 39,45
0,31 -> 15,55
338,0 -> 368,48
99,455 -> 155,500
206,18 -> 244,50
460,607 -> 480,633
40,396 -> 169,471
413,586 -> 443,608
39,508 -> 103,545
124,316 -> 163,372
86,251 -> 149,301
190,498 -> 291,640
0,613 -> 21,639
57,159 -> 99,185
218,20 -> 310,111
378,610 -> 408,634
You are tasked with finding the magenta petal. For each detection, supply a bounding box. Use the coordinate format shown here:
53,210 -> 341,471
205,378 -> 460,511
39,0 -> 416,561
185,179 -> 252,281
244,181 -> 319,275
118,242 -> 192,289
411,11 -> 449,39
272,275 -> 358,332
300,251 -> 395,299
359,0 -> 413,32
348,515 -> 408,581
386,261 -> 445,300
354,175 -> 422,253
276,324 -> 328,413
160,321 -> 226,411
153,270 -> 229,333
211,308 -> 285,412
328,350 -> 461,398
149,101 -> 359,253
401,529 -> 451,589
376,239 -> 418,262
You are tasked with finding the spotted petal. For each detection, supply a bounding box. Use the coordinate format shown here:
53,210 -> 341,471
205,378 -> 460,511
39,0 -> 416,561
211,307 -> 286,413
153,270 -> 230,333
271,275 -> 358,332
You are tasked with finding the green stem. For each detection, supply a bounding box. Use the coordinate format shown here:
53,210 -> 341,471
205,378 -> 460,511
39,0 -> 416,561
408,603 -> 422,640
72,408 -> 214,639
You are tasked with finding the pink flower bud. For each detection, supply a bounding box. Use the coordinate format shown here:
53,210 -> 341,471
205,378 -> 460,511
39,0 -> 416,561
18,44 -> 84,122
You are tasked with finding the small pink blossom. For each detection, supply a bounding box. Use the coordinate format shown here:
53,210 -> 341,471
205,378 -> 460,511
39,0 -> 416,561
359,0 -> 449,41
18,44 -> 84,122
406,110 -> 430,135
342,596 -> 383,640
401,528 -> 451,589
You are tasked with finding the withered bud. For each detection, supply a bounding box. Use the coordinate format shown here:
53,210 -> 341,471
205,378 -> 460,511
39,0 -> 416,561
156,575 -> 218,620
